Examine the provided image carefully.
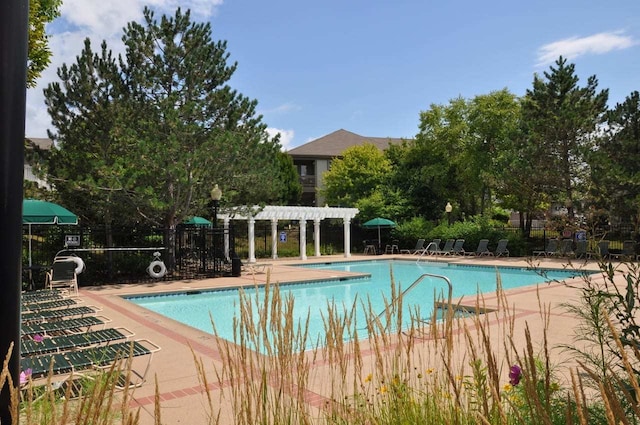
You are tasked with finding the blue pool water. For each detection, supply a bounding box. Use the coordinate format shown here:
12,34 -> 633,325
126,260 -> 583,351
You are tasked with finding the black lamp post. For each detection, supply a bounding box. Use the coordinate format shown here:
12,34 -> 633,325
210,184 -> 222,228
445,202 -> 453,226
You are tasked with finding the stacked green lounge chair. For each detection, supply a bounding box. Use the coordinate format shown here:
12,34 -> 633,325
22,316 -> 107,336
21,339 -> 160,388
22,306 -> 97,324
21,327 -> 133,356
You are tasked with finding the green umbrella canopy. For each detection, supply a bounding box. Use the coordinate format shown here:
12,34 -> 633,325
22,199 -> 78,225
183,216 -> 212,226
362,217 -> 396,228
362,217 -> 396,243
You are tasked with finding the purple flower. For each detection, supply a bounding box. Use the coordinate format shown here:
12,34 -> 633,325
20,368 -> 32,385
33,334 -> 44,342
509,365 -> 522,386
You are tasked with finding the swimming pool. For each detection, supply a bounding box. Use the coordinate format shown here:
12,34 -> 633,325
126,260 -> 583,351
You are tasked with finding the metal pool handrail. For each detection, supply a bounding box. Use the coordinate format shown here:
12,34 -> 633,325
371,272 -> 453,324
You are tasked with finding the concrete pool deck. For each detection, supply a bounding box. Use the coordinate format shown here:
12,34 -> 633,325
74,253 -> 617,424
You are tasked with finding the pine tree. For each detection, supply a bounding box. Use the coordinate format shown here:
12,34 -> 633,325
521,57 -> 608,219
44,7 -> 283,264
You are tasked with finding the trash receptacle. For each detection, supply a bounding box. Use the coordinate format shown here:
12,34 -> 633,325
231,253 -> 241,277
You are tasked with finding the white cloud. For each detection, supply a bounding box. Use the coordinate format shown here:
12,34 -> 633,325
25,0 -> 224,137
266,128 -> 295,151
259,102 -> 302,115
536,31 -> 636,67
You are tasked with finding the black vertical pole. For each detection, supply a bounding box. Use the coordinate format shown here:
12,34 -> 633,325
0,0 -> 28,422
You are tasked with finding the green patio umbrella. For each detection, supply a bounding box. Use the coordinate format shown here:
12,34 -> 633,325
22,199 -> 79,282
362,217 -> 396,243
183,216 -> 212,226
23,199 -> 78,225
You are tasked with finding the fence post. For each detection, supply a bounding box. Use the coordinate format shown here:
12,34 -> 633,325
0,0 -> 28,419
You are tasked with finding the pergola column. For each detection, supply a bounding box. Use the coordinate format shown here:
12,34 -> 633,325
343,218 -> 352,257
314,219 -> 321,257
248,217 -> 256,263
271,218 -> 278,260
299,219 -> 307,260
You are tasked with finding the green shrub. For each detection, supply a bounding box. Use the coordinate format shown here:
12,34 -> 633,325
391,217 -> 434,248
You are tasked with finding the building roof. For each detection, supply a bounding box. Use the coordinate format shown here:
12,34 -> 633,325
287,129 -> 406,158
26,137 -> 53,150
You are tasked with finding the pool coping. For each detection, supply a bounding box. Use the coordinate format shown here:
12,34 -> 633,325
73,253 -> 614,424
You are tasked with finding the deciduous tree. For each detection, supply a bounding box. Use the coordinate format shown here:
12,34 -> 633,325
28,0 -> 62,87
321,143 -> 391,208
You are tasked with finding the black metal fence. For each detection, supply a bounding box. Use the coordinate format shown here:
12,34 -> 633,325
22,221 -> 639,288
22,224 -> 235,289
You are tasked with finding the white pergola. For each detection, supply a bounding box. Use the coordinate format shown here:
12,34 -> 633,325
218,206 -> 359,263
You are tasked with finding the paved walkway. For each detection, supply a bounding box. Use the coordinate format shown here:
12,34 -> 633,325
75,254 -> 615,424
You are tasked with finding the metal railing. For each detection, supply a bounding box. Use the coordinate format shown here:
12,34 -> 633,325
371,273 -> 452,325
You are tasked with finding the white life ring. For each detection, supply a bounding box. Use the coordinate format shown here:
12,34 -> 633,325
54,255 -> 85,274
147,260 -> 167,278
71,256 -> 85,275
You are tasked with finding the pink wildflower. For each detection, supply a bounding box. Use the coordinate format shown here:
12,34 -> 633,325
20,368 -> 32,385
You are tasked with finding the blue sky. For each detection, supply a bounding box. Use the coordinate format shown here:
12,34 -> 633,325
26,0 -> 640,150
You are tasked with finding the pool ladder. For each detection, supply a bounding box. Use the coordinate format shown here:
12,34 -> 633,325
416,242 -> 440,262
371,273 -> 453,324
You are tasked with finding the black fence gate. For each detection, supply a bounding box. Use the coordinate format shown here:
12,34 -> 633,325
174,225 -> 236,278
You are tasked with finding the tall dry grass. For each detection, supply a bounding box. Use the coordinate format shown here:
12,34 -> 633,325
208,264 -> 636,424
1,342 -> 145,425
5,260 -> 640,424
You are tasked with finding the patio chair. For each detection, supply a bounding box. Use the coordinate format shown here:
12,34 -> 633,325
555,239 -> 574,257
416,239 -> 442,256
400,239 -> 425,255
384,239 -> 400,254
533,238 -> 559,257
363,240 -> 377,255
574,240 -> 590,259
426,239 -> 441,254
597,240 -> 620,259
622,240 -> 636,259
473,239 -> 492,256
434,239 -> 455,255
45,260 -> 78,295
451,239 -> 466,255
494,239 -> 510,257
21,327 -> 134,357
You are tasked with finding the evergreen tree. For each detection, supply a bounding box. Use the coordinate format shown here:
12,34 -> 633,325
274,151 -> 302,205
45,7 -> 283,263
590,91 -> 640,227
521,56 -> 608,219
